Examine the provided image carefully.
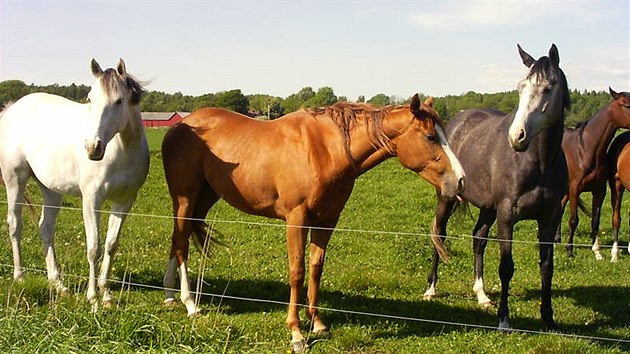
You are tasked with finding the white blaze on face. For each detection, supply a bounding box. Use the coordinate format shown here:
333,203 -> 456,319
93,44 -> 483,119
435,125 -> 465,182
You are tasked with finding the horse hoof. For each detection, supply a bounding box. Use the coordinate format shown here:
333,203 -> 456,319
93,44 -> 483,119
595,253 -> 604,261
311,327 -> 330,338
290,339 -> 307,353
164,298 -> 177,307
102,299 -> 114,309
610,256 -> 619,263
479,300 -> 493,309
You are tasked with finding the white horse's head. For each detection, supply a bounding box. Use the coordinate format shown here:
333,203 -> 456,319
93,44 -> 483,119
508,44 -> 570,151
85,59 -> 144,160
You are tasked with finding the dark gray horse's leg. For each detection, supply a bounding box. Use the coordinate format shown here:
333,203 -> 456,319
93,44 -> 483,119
538,209 -> 561,330
496,209 -> 515,331
472,208 -> 496,306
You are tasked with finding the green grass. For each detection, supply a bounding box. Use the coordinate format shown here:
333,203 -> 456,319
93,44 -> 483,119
0,128 -> 628,353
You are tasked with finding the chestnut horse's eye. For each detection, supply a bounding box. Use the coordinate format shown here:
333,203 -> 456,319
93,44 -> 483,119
427,133 -> 437,142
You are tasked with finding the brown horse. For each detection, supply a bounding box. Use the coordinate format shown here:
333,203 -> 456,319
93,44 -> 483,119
558,88 -> 630,260
607,93 -> 630,262
161,94 -> 465,352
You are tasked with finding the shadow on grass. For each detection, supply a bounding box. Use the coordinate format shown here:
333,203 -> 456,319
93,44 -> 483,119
111,268 -> 629,349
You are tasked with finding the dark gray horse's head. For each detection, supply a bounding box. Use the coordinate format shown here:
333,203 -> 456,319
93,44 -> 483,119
508,44 -> 570,151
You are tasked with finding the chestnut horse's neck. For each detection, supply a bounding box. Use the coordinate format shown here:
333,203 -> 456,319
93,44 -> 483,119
576,102 -> 620,162
345,107 -> 410,175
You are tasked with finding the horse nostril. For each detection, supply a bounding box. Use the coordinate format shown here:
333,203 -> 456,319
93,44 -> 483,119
517,129 -> 526,142
458,177 -> 465,192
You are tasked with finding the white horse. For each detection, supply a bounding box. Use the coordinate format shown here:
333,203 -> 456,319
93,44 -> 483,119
0,59 -> 149,309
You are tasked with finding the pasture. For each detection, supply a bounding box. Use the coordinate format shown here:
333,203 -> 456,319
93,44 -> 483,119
0,128 -> 628,353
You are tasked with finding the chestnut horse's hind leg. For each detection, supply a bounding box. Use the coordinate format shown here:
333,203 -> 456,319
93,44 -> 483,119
590,187 -> 606,261
164,183 -> 218,316
565,191 -> 580,258
610,177 -> 625,263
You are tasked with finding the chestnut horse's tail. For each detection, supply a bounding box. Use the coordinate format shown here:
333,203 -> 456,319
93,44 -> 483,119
576,196 -> 592,218
190,220 -> 225,257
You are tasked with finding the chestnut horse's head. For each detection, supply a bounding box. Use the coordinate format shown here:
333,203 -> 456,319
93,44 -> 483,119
85,58 -> 144,160
609,87 -> 630,127
394,94 -> 465,198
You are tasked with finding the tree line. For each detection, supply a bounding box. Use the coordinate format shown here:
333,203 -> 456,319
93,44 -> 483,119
0,79 -> 614,126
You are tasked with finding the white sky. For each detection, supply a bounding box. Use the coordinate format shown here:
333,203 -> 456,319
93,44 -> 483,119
1,0 -> 628,100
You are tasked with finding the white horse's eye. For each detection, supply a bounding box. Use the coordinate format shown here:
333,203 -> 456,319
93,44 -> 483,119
115,98 -> 124,105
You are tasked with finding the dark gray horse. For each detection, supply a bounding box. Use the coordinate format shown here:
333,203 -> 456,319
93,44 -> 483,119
425,44 -> 570,331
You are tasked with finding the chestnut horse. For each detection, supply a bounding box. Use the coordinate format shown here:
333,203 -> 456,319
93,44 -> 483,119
608,98 -> 630,262
558,88 -> 630,260
427,44 -> 570,331
161,94 -> 465,352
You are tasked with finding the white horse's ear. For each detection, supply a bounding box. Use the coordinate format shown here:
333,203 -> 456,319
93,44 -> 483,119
517,44 -> 535,68
117,58 -> 127,77
91,59 -> 103,77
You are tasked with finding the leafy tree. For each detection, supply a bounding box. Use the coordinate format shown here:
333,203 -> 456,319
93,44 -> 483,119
367,93 -> 390,106
0,80 -> 31,106
304,86 -> 337,108
213,89 -> 249,114
281,86 -> 316,113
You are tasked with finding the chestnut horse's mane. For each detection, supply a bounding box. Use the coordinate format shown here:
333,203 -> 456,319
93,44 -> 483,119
309,102 -> 402,165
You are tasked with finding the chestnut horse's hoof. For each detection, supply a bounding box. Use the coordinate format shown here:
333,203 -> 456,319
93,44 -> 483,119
290,339 -> 307,353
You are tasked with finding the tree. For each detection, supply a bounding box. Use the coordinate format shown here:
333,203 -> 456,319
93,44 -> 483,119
0,80 -> 31,106
367,93 -> 390,106
282,86 -> 316,113
304,86 -> 337,108
213,89 -> 249,114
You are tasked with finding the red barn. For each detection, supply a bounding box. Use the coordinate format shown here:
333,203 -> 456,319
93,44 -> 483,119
141,112 -> 189,128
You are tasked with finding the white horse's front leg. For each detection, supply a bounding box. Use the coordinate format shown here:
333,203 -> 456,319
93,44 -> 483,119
82,197 -> 102,310
98,201 -> 132,306
39,188 -> 67,293
5,183 -> 25,282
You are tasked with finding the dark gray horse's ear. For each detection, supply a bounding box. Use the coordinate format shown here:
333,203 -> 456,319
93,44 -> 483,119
117,58 -> 127,77
517,44 -> 535,68
91,59 -> 103,77
410,93 -> 422,117
549,44 -> 559,69
609,87 -> 619,99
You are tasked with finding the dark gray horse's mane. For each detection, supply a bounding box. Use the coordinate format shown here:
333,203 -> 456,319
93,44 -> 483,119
100,68 -> 145,105
527,56 -> 571,110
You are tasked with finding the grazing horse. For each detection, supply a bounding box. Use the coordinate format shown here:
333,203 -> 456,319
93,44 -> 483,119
0,59 -> 149,309
426,44 -> 570,331
558,88 -> 630,260
161,94 -> 465,352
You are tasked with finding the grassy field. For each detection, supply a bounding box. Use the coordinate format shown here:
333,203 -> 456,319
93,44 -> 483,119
0,128 -> 628,353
